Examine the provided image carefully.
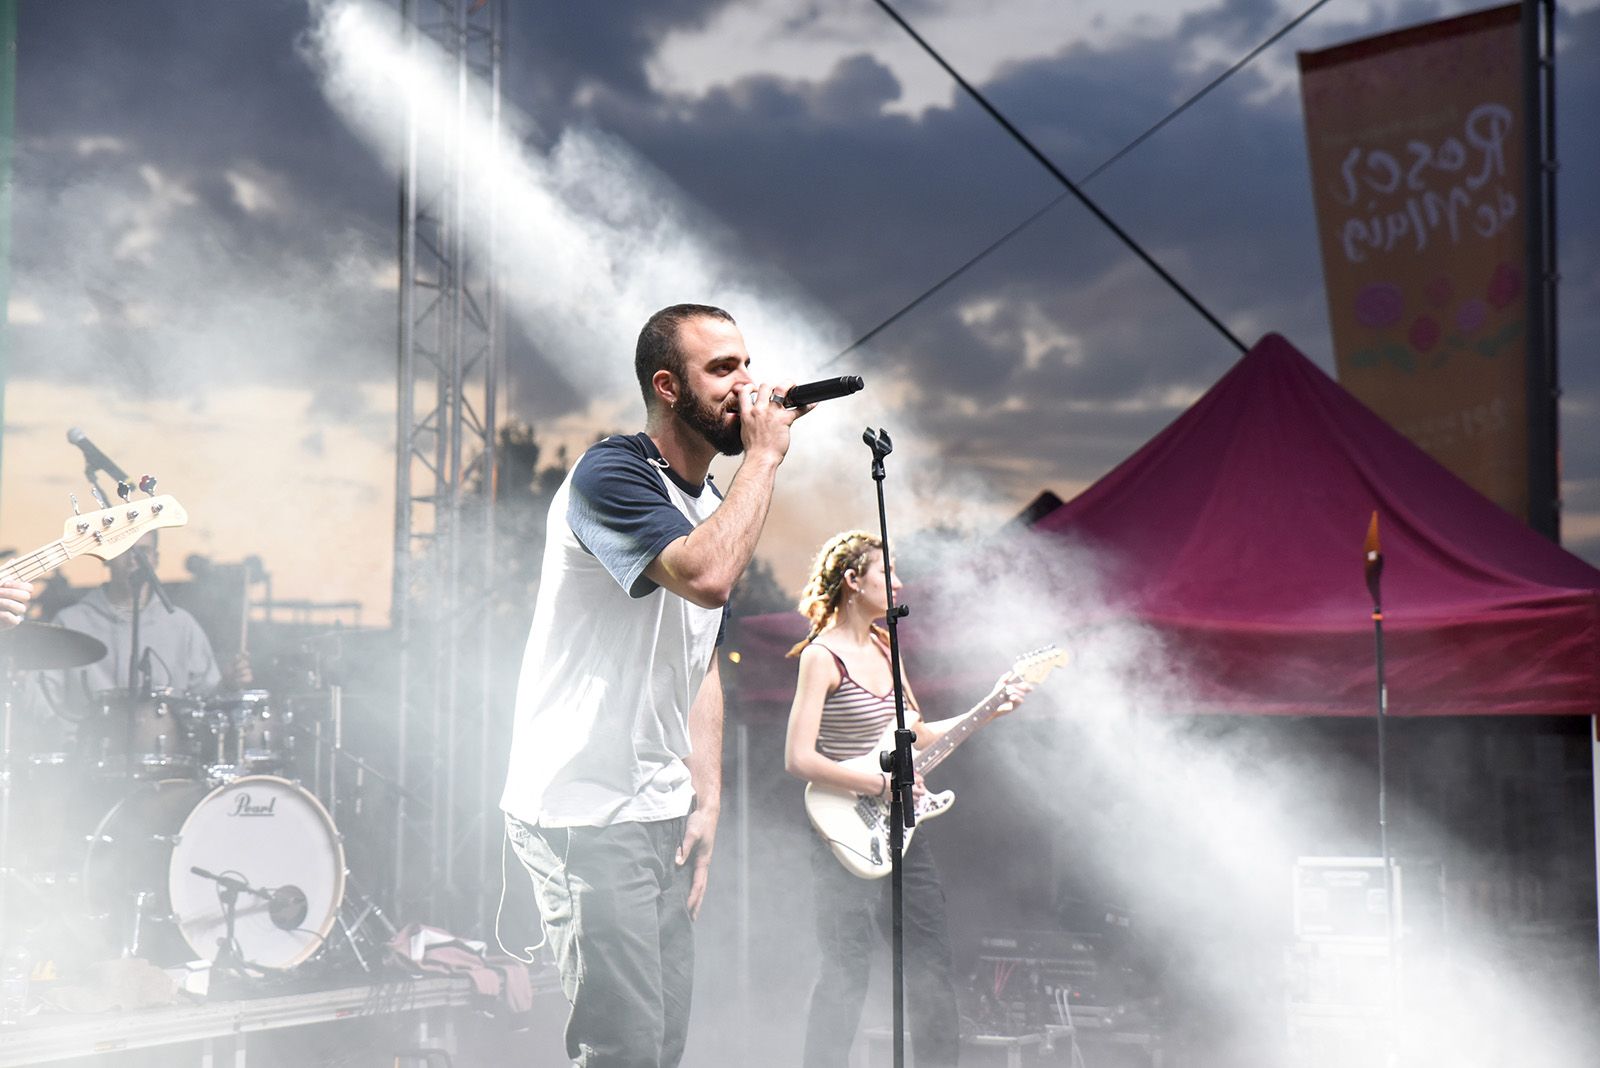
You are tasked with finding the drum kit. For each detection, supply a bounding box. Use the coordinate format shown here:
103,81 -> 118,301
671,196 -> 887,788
0,621 -> 374,983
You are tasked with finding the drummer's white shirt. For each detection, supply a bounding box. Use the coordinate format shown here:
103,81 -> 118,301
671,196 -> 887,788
499,433 -> 724,829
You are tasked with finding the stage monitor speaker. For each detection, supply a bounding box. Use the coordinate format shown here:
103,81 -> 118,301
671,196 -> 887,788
1293,855 -> 1443,943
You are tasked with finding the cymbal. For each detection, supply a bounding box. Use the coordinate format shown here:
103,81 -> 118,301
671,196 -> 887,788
0,622 -> 108,670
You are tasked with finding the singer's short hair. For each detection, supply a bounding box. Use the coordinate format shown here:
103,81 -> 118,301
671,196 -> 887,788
635,304 -> 736,409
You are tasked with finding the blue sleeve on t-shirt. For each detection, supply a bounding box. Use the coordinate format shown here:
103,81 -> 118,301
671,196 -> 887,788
567,436 -> 695,598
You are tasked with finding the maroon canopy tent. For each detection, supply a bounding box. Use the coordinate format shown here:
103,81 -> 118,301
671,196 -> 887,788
1026,332 -> 1600,716
733,333 -> 1600,718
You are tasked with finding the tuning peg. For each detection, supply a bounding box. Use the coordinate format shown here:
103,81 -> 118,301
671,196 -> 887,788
70,493 -> 81,517
116,481 -> 132,503
89,486 -> 110,510
138,475 -> 158,496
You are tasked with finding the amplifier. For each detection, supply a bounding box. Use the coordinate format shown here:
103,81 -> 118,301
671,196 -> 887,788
1293,856 -> 1443,943
966,928 -> 1150,1034
1293,857 -> 1396,942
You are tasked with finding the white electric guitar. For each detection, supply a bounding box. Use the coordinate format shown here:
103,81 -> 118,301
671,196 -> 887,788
804,645 -> 1069,879
0,495 -> 189,584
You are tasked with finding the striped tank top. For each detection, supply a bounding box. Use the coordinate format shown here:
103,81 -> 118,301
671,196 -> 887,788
813,641 -> 903,761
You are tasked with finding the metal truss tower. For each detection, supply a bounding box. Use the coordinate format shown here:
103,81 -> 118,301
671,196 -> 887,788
392,0 -> 502,929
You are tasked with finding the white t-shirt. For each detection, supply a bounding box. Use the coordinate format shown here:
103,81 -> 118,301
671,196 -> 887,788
500,433 -> 725,828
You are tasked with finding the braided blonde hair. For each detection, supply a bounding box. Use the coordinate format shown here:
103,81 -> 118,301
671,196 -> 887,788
786,529 -> 883,657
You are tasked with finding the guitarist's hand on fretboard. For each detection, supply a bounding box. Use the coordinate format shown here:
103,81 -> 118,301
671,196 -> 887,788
990,671 -> 1034,716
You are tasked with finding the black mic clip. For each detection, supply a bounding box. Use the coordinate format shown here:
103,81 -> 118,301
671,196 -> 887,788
137,645 -> 154,692
863,427 -> 894,481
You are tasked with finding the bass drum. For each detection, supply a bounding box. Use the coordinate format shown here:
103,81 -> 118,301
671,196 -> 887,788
169,776 -> 345,969
85,776 -> 345,969
83,779 -> 209,965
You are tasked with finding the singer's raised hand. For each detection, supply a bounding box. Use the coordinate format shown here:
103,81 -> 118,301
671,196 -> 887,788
737,379 -> 809,463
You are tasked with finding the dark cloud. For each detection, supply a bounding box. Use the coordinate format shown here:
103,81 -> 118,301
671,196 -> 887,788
9,0 -> 398,421
8,0 -> 1594,538
1177,0 -> 1285,45
17,1 -> 388,223
502,0 -> 737,121
539,1 -> 1596,524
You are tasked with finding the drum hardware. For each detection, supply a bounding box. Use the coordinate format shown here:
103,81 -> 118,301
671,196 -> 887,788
0,624 -> 109,672
0,480 -> 190,984
84,690 -> 204,781
1,614 -> 410,992
169,776 -> 345,970
56,774 -> 345,971
126,890 -> 154,960
199,690 -> 293,782
2,624 -> 109,949
328,874 -> 398,974
186,865 -> 304,989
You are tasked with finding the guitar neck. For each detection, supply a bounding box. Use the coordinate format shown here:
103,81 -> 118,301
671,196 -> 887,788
913,691 -> 1007,776
0,540 -> 72,585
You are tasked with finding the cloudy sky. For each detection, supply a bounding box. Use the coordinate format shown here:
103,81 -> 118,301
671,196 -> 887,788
1,0 -> 1595,618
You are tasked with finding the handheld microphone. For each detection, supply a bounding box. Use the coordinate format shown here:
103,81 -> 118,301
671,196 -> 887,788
67,428 -> 130,481
774,376 -> 864,409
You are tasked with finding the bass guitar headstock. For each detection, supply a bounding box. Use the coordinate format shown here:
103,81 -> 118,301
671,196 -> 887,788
61,495 -> 189,562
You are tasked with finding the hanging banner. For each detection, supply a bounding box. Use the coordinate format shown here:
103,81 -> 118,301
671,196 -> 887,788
1299,5 -> 1528,518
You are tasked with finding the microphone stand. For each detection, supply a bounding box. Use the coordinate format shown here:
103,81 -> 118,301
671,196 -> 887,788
73,442 -> 175,696
863,427 -> 914,1068
1364,513 -> 1401,1061
124,547 -> 176,696
189,866 -> 265,998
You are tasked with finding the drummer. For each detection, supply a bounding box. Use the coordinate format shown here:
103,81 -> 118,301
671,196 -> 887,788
35,534 -> 250,729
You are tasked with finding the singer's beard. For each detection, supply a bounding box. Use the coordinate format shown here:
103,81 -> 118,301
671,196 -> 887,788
677,387 -> 745,457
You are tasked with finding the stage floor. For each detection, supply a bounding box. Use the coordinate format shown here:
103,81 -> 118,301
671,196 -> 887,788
0,974 -> 482,1066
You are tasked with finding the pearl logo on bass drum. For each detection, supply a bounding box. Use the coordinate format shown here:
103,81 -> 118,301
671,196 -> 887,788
230,793 -> 278,817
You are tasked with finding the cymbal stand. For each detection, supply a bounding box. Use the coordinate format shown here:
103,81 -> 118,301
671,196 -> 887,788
333,873 -> 398,974
300,682 -> 396,974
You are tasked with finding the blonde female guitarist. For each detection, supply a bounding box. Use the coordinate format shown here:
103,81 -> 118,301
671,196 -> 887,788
783,529 -> 1031,1068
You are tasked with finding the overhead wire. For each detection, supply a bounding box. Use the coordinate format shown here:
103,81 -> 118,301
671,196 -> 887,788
832,0 -> 1339,364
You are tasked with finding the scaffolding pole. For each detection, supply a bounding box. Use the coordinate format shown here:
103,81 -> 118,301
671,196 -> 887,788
393,0 -> 501,930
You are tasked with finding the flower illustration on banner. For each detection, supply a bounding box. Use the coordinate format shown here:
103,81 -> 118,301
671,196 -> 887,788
1354,282 -> 1404,329
1424,275 -> 1454,309
1455,299 -> 1488,334
1408,315 -> 1441,354
1487,263 -> 1522,309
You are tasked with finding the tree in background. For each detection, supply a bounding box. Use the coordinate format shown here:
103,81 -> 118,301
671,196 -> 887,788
489,421 -> 569,627
730,554 -> 790,618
